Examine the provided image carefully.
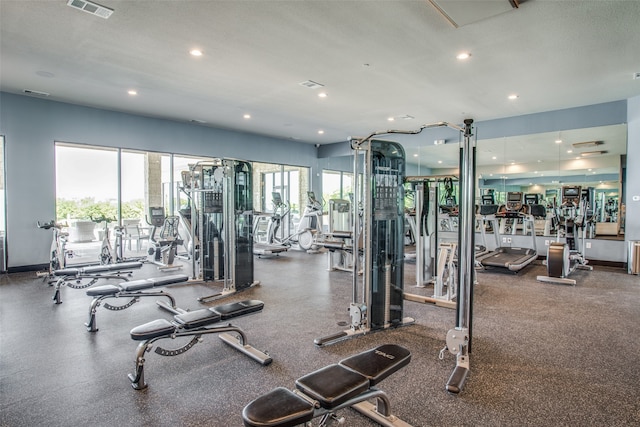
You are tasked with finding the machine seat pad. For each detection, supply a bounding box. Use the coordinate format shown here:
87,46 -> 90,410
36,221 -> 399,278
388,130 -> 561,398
130,318 -> 176,341
242,387 -> 314,427
212,300 -> 264,320
86,284 -> 123,297
295,364 -> 369,409
339,344 -> 411,386
82,261 -> 143,274
173,308 -> 222,329
144,274 -> 189,287
53,268 -> 80,276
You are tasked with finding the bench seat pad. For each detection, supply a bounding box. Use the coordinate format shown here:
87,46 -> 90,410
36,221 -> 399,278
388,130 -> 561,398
173,308 -> 222,329
86,284 -> 122,297
212,300 -> 264,320
339,344 -> 411,386
242,387 -> 314,427
295,364 -> 369,409
142,274 -> 189,287
81,261 -> 143,274
130,319 -> 176,341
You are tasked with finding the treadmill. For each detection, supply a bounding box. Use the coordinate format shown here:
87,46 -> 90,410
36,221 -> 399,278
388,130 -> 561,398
476,192 -> 538,272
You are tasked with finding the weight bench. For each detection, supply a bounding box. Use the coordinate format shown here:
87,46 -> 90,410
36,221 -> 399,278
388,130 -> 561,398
242,344 -> 412,427
85,273 -> 189,332
128,299 -> 271,390
51,261 -> 144,304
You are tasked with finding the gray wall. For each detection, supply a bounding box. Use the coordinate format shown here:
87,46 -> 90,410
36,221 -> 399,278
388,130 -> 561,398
626,95 -> 640,242
0,92 -> 318,268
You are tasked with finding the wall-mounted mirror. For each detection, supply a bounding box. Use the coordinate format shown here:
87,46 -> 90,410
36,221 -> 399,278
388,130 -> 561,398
403,123 -> 627,239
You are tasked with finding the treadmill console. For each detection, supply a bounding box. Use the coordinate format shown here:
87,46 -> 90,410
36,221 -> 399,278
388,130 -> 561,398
505,192 -> 523,211
561,186 -> 581,207
148,207 -> 165,227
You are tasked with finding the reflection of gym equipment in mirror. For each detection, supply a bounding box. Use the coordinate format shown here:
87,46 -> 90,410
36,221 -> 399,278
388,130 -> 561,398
403,176 -> 459,309
178,160 -> 258,302
537,185 -> 593,285
475,191 -> 538,273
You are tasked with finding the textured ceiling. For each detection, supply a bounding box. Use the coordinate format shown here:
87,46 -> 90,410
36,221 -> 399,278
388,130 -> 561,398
1,0 -> 638,174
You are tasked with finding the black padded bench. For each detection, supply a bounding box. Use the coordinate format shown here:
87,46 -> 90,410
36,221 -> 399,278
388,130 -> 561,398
84,273 -> 189,332
128,299 -> 271,390
51,261 -> 143,304
242,344 -> 412,427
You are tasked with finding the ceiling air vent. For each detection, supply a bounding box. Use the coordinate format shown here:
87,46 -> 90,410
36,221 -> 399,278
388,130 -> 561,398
23,89 -> 50,97
67,0 -> 113,19
299,80 -> 324,89
572,141 -> 603,149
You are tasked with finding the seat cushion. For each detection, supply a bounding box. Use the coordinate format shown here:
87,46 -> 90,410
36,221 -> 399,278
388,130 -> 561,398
295,364 -> 369,409
130,319 -> 176,341
173,308 -> 221,329
242,387 -> 314,427
339,344 -> 411,386
86,284 -> 122,297
212,300 -> 264,320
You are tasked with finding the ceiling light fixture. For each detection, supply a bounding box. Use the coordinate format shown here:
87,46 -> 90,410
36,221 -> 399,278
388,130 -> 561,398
127,90 -> 137,96
572,140 -> 603,149
508,94 -> 518,100
555,139 -> 562,144
456,52 -> 471,60
190,49 -> 203,57
318,130 -> 324,135
387,117 -> 395,122
317,92 -> 327,98
243,114 -> 251,119
581,150 -> 608,157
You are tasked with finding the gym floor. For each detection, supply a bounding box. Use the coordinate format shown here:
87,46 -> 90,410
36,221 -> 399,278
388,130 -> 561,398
1,251 -> 639,426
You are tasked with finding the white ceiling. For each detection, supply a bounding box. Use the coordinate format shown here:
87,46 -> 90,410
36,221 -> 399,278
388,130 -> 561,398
1,0 -> 638,174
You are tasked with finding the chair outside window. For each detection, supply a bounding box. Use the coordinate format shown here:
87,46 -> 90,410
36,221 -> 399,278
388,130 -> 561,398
123,221 -> 149,253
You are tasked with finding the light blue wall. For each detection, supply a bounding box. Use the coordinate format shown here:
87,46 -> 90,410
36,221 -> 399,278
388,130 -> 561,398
1,92 -> 637,268
0,92 -> 319,268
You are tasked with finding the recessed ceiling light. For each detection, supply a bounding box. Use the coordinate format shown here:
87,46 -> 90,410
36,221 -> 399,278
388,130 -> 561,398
508,94 -> 518,100
318,92 -> 327,98
318,130 -> 324,135
555,139 -> 562,144
190,49 -> 203,57
456,52 -> 471,60
567,150 -> 573,153
438,160 -> 443,164
243,114 -> 251,119
387,117 -> 395,122
492,156 -> 497,160
413,154 -> 418,157
127,90 -> 137,95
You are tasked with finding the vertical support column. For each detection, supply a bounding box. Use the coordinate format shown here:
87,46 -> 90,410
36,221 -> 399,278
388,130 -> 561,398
145,152 -> 163,211
446,119 -> 475,394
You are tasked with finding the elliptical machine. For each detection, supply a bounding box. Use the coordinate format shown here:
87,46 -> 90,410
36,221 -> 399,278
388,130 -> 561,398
146,207 -> 183,270
537,186 -> 593,286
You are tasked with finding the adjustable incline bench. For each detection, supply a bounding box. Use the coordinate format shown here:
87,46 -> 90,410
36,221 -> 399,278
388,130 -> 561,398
51,261 -> 143,304
242,344 -> 412,427
85,274 -> 189,332
128,299 -> 271,390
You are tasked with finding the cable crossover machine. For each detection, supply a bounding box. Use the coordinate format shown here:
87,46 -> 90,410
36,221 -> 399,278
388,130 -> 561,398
178,159 -> 258,303
314,119 -> 476,394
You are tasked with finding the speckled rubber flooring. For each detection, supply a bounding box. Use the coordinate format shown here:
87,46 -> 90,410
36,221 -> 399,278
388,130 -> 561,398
1,251 -> 639,426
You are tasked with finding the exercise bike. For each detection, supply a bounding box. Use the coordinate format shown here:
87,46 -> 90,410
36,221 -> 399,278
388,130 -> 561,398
537,186 -> 593,286
37,220 -> 73,279
90,215 -> 125,265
